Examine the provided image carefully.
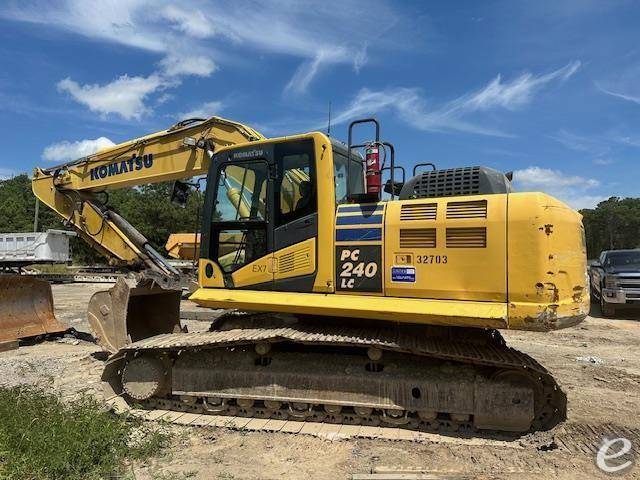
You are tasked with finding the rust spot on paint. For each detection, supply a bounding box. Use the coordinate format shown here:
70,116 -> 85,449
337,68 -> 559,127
534,282 -> 559,302
572,285 -> 586,303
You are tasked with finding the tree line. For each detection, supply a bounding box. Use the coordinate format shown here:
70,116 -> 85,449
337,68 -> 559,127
580,197 -> 640,258
1,173 -> 638,262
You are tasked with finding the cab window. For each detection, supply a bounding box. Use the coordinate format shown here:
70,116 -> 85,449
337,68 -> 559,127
277,152 -> 316,226
215,162 -> 267,221
333,150 -> 364,204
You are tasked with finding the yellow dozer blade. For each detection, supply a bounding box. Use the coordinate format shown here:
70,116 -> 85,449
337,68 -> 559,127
87,278 -> 182,353
0,275 -> 67,346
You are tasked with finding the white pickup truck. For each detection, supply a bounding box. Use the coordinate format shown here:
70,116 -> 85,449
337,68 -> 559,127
590,249 -> 640,317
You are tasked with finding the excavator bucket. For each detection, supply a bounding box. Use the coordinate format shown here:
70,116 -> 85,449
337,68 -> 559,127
87,277 -> 182,353
0,275 -> 67,347
165,233 -> 200,260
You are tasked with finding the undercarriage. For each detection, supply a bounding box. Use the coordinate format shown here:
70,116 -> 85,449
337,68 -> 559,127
102,313 -> 566,434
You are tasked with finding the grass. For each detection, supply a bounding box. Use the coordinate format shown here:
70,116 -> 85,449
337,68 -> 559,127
27,264 -> 71,274
0,386 -> 170,480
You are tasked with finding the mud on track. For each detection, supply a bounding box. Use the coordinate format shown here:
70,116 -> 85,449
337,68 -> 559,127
1,283 -> 639,479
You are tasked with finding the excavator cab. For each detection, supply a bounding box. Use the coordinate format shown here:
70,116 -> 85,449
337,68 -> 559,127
196,133 -> 366,293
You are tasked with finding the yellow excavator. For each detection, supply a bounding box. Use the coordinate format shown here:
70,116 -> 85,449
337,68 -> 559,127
21,115 -> 589,433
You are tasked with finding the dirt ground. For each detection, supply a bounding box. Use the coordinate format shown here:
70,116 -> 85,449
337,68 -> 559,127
1,282 -> 639,479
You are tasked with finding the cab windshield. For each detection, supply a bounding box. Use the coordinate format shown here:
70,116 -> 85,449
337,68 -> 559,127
606,251 -> 640,267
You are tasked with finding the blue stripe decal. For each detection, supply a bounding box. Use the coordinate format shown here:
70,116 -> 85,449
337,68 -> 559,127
336,214 -> 383,225
336,228 -> 382,242
338,205 -> 384,214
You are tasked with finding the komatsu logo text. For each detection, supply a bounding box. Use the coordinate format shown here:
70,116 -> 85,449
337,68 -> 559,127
233,150 -> 263,159
90,154 -> 154,181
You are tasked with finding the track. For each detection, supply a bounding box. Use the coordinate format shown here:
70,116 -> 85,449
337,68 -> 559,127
102,314 -> 567,436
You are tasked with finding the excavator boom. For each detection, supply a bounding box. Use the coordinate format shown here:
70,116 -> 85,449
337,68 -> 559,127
32,116 -> 263,278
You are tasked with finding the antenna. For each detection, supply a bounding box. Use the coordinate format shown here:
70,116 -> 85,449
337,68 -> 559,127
327,101 -> 332,136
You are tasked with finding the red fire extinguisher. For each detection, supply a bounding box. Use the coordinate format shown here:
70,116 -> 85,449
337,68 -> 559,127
365,143 -> 381,199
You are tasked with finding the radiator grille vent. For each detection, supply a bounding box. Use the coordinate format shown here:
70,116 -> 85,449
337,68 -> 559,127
400,229 -> 436,248
446,200 -> 487,219
446,227 -> 486,248
279,249 -> 311,273
400,203 -> 437,221
411,167 -> 481,198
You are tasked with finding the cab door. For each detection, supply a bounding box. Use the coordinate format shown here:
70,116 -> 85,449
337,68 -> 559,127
272,139 -> 318,292
207,153 -> 274,289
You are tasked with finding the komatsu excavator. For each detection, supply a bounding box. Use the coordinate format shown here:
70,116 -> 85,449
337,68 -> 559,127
23,116 -> 588,433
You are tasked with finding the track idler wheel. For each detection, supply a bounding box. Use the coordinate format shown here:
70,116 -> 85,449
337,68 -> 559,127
121,355 -> 168,401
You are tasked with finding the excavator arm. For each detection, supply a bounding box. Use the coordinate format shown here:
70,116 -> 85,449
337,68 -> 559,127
20,117 -> 264,350
32,116 -> 263,287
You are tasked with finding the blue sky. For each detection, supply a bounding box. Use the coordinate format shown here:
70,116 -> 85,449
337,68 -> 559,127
0,0 -> 639,209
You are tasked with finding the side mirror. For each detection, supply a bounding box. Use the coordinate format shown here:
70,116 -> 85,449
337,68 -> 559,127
170,180 -> 192,207
591,261 -> 602,268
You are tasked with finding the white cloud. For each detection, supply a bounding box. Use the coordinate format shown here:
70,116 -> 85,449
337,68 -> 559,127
593,158 -> 614,165
460,60 -> 581,111
57,74 -> 170,120
0,0 -> 403,95
452,60 -> 581,112
285,49 -> 345,95
514,166 -> 599,189
513,166 -> 605,209
176,100 -> 224,120
156,93 -> 174,105
42,137 -> 116,162
551,130 -> 602,152
0,168 -> 18,180
597,60 -> 640,107
159,54 -> 216,77
615,135 -> 640,147
353,44 -> 368,74
599,86 -> 640,105
1,0 -> 167,53
330,61 -> 581,136
161,5 -> 215,39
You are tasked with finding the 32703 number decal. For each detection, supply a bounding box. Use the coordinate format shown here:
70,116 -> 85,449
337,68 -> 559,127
416,255 -> 448,264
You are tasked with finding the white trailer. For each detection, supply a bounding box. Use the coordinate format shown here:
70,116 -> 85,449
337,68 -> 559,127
0,230 -> 75,268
